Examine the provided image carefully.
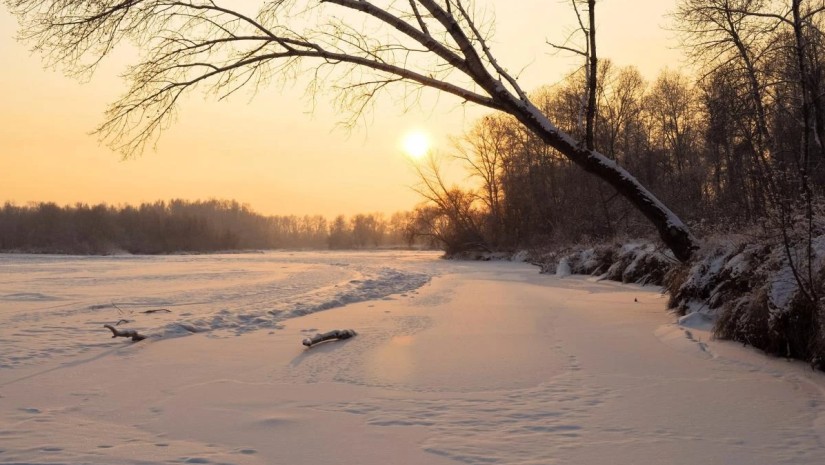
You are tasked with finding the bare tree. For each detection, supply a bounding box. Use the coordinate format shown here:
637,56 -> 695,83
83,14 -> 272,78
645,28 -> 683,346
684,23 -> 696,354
646,71 -> 696,174
410,152 -> 487,252
451,114 -> 511,246
601,65 -> 647,162
6,0 -> 698,260
674,1 -> 783,215
548,1 -> 620,235
585,0 -> 598,151
675,0 -> 825,300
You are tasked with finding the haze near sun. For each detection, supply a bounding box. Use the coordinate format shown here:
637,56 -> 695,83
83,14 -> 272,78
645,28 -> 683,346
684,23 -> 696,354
402,130 -> 431,160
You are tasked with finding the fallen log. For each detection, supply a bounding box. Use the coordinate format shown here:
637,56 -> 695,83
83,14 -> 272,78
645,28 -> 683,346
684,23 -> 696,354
302,329 -> 357,347
103,324 -> 147,342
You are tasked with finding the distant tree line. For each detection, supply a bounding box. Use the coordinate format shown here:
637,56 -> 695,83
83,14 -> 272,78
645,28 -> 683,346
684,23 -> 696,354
0,200 -> 422,254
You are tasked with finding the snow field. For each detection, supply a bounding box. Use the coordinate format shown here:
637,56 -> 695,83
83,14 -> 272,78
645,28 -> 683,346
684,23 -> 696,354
1,254 -> 824,464
0,251 -> 442,369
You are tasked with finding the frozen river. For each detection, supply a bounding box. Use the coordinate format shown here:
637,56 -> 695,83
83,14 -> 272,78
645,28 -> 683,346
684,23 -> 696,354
3,252 -> 825,465
0,250 -> 458,370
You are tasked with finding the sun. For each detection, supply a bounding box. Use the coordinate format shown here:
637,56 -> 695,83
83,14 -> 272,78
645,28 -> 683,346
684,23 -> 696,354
402,130 -> 431,159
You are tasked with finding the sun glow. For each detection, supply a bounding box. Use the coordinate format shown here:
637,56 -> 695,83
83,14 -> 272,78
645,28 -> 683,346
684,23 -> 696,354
402,130 -> 431,159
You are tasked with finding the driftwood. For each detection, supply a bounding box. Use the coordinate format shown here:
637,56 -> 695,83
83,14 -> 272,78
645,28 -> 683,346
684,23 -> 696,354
103,324 -> 147,342
302,329 -> 357,347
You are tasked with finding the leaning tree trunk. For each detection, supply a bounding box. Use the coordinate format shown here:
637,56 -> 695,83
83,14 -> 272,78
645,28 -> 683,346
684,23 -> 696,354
421,2 -> 699,262
507,98 -> 698,262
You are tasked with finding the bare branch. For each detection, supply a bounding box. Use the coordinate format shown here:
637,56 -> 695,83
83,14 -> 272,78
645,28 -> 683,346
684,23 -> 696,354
6,0 -> 700,260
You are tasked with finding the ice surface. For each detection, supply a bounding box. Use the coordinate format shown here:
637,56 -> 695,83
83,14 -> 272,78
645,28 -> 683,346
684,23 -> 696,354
0,250 -> 444,369
1,257 -> 825,465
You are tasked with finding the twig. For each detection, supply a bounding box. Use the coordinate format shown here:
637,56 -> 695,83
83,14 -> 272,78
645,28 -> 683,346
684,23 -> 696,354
112,302 -> 129,315
142,308 -> 171,314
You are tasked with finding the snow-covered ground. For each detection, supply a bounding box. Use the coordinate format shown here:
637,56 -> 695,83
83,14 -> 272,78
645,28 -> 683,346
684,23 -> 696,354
1,252 -> 825,464
0,251 -> 448,370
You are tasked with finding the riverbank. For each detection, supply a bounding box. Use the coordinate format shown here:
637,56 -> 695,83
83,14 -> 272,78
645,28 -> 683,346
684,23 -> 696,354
528,235 -> 825,368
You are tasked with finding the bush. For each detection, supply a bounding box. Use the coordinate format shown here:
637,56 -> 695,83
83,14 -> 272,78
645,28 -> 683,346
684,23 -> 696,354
668,234 -> 825,368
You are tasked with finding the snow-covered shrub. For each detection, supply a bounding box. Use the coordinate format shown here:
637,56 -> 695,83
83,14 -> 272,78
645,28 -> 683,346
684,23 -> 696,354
604,243 -> 675,285
668,232 -> 825,367
665,240 -> 760,315
530,228 -> 825,368
714,288 -> 771,350
527,247 -> 575,274
716,280 -> 823,366
510,250 -> 530,262
566,245 -> 616,276
536,240 -> 675,286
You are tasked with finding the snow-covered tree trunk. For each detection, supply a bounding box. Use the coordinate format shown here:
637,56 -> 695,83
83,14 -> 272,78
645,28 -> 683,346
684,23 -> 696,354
508,99 -> 697,262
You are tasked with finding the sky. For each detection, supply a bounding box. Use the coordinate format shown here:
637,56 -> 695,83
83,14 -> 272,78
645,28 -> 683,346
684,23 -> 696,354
0,1 -> 684,217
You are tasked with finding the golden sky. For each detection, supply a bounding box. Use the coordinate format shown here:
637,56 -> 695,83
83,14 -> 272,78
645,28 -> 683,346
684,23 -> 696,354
0,1 -> 683,217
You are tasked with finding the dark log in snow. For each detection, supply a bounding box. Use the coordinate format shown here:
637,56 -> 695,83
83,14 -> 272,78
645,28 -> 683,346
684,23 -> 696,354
103,324 -> 147,342
302,329 -> 357,347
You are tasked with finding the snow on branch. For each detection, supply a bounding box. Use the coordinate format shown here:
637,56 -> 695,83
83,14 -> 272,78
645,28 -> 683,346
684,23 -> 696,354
8,0 -> 519,156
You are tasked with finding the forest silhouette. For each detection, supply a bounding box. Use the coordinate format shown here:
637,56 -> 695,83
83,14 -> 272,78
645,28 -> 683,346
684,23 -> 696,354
0,200 -> 420,254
